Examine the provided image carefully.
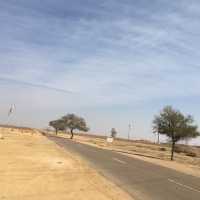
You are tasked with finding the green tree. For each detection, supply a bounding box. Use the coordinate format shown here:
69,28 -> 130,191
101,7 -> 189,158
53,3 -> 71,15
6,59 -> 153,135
49,119 -> 65,135
153,106 -> 199,160
62,114 -> 89,139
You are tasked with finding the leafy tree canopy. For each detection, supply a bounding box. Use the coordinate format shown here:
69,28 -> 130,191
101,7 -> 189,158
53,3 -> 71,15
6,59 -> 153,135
153,106 -> 199,160
49,119 -> 66,134
62,114 -> 89,139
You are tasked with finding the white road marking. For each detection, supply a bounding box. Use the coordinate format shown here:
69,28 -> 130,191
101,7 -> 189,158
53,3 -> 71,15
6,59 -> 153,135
168,178 -> 200,193
112,157 -> 127,164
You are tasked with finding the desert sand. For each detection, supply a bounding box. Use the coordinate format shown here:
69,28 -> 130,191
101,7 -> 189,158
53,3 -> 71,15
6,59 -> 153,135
0,128 -> 132,200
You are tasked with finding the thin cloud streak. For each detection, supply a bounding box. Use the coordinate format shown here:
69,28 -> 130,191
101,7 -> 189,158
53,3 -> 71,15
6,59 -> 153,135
0,77 -> 75,94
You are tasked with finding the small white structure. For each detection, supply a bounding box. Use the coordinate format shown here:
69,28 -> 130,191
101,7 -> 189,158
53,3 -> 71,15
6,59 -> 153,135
106,137 -> 113,143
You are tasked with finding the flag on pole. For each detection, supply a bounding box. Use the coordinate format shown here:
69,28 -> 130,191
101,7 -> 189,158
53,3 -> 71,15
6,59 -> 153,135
8,104 -> 15,116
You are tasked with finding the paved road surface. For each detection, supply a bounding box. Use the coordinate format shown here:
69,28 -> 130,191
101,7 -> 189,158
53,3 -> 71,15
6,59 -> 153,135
47,135 -> 200,200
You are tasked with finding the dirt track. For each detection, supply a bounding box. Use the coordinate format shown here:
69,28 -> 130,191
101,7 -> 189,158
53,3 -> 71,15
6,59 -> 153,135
0,128 -> 132,200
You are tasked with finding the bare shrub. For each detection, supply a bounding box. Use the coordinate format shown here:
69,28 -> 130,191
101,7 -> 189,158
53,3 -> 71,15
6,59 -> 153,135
160,147 -> 166,151
186,152 -> 197,157
174,146 -> 184,153
174,145 -> 198,157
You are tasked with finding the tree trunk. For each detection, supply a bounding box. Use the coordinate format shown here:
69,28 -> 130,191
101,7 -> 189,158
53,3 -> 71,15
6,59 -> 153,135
70,129 -> 74,139
171,141 -> 175,161
56,128 -> 58,135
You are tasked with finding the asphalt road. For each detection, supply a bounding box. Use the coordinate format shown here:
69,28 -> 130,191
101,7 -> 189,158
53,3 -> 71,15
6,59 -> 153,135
47,135 -> 200,200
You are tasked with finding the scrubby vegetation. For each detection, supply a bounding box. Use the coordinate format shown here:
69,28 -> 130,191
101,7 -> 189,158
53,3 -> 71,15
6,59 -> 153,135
49,113 -> 89,139
153,106 -> 199,160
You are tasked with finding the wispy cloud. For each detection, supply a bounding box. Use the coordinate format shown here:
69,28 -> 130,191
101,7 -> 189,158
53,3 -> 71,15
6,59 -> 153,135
0,77 -> 75,94
0,0 -> 200,142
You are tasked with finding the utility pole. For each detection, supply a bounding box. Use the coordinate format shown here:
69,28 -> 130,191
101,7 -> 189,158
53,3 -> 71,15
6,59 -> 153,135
128,123 -> 131,140
128,122 -> 134,140
157,132 -> 160,144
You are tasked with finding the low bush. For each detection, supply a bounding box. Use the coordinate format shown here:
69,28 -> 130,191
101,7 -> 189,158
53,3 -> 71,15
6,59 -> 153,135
185,152 -> 197,157
174,146 -> 184,153
159,147 -> 166,151
174,145 -> 198,157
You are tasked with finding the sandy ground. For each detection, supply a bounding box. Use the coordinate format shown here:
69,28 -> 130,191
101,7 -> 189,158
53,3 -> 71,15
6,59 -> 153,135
0,128 -> 132,200
49,132 -> 200,178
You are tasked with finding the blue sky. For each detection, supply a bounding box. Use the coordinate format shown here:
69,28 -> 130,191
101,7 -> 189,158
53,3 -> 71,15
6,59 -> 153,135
0,0 -> 200,144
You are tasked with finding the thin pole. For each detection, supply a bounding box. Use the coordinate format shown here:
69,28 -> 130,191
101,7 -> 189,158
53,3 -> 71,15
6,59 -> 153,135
157,132 -> 160,144
128,124 -> 131,140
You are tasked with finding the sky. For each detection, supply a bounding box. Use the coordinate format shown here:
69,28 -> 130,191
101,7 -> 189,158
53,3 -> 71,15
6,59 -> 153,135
0,0 -> 200,144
